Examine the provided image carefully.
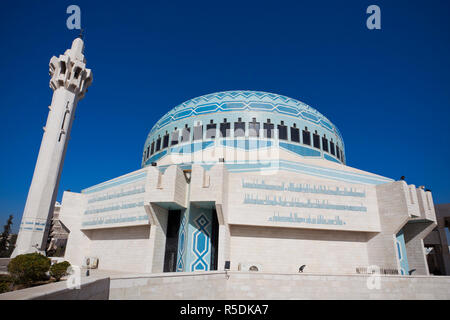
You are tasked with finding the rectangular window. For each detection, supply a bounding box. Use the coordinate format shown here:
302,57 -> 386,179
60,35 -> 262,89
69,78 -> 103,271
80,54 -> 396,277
156,137 -> 161,152
322,136 -> 329,152
264,121 -> 274,138
163,134 -> 169,149
193,125 -> 203,141
206,122 -> 217,139
290,127 -> 300,143
234,120 -> 245,137
171,130 -> 179,146
150,141 -> 155,155
330,140 -> 335,155
163,210 -> 181,272
302,129 -> 311,145
313,133 -> 320,149
220,121 -> 230,138
278,122 -> 288,140
249,118 -> 260,137
146,146 -> 150,159
336,146 -> 340,159
181,127 -> 190,143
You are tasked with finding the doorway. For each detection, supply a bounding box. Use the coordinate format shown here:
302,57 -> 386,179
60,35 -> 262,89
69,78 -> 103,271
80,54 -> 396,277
210,208 -> 219,270
163,210 -> 181,272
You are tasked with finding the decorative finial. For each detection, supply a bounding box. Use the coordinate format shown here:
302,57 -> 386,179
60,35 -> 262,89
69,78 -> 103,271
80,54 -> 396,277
78,28 -> 84,40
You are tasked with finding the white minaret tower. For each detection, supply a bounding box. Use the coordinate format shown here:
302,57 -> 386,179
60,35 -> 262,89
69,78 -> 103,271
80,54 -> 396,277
12,37 -> 92,257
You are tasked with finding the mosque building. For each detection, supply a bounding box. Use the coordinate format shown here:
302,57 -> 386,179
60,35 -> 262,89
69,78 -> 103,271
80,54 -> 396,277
61,92 -> 437,275
15,38 -> 437,276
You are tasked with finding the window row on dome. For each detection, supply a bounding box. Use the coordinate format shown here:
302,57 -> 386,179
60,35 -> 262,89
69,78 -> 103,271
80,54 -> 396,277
144,118 -> 344,163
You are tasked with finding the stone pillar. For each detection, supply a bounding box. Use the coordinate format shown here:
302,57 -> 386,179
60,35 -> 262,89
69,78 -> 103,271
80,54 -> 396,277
215,203 -> 229,271
367,181 -> 410,271
403,221 -> 436,275
145,203 -> 169,273
13,38 -> 92,257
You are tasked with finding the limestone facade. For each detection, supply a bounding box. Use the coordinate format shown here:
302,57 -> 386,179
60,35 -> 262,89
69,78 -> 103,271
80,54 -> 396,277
60,155 -> 437,276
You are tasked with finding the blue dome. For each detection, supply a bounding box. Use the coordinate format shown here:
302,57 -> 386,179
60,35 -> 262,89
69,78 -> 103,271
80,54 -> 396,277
142,90 -> 345,166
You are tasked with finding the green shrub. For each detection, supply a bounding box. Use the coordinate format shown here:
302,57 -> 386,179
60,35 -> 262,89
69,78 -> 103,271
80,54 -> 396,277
49,261 -> 71,281
0,281 -> 9,294
0,274 -> 12,294
7,253 -> 51,284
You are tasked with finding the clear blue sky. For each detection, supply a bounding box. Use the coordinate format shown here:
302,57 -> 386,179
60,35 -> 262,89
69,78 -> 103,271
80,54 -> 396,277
1,0 -> 449,233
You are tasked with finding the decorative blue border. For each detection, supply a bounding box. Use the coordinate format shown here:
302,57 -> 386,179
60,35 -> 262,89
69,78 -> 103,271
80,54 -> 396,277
143,91 -> 346,166
144,138 -> 343,167
396,230 -> 410,275
190,214 -> 211,271
19,218 -> 49,232
225,160 -> 393,185
149,91 -> 342,141
82,171 -> 147,194
156,159 -> 392,185
81,214 -> 148,227
176,213 -> 187,271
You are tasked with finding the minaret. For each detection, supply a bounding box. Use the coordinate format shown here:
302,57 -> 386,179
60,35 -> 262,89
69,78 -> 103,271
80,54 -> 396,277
12,37 -> 92,257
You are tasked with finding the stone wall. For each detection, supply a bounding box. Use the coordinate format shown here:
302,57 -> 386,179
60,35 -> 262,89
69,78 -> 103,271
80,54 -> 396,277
229,225 -> 369,274
366,182 -> 410,271
59,191 -> 89,268
84,226 -> 152,273
109,271 -> 450,300
60,162 -> 437,276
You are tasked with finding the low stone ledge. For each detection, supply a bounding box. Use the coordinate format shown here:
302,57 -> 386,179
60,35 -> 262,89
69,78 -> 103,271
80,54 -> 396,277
0,277 -> 110,300
109,270 -> 227,280
108,271 -> 450,300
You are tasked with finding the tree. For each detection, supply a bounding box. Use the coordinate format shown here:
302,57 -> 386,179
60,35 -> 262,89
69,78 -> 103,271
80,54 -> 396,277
0,215 -> 14,258
6,234 -> 17,257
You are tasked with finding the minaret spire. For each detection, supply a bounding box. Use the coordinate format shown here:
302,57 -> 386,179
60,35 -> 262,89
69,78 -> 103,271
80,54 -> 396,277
12,38 -> 93,257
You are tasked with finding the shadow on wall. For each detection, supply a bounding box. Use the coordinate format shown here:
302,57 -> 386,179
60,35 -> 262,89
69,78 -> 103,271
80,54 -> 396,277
83,225 -> 150,241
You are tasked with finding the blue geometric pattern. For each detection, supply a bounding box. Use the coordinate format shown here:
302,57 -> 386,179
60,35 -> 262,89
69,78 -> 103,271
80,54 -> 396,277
396,230 -> 410,275
145,138 -> 343,167
149,91 -> 341,140
176,214 -> 187,271
142,91 -> 347,167
190,214 -> 211,271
